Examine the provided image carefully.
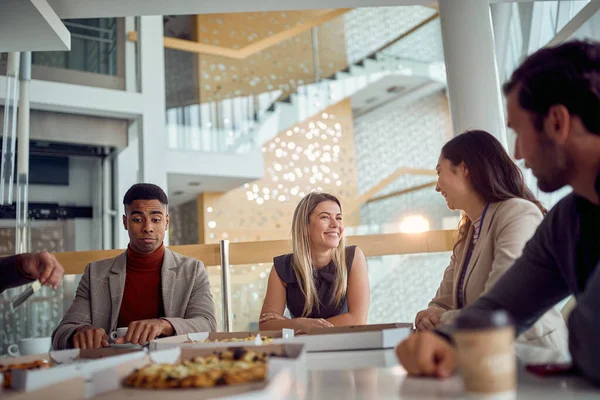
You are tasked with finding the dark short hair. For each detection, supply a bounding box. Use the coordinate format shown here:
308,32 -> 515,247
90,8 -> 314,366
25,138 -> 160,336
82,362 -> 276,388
123,183 -> 168,207
502,39 -> 600,135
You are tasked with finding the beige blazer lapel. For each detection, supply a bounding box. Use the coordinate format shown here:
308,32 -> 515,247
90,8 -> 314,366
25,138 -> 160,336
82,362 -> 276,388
452,223 -> 473,306
108,251 -> 128,331
161,248 -> 178,317
463,203 -> 500,289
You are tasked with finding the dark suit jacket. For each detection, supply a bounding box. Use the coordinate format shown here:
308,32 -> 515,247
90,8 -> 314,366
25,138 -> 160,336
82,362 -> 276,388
0,255 -> 31,293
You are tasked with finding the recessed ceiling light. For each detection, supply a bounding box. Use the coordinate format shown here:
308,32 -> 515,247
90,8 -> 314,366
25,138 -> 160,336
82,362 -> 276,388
173,190 -> 184,196
188,181 -> 201,187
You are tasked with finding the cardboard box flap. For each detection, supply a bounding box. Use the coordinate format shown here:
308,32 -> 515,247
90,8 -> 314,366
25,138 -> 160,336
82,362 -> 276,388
151,329 -> 295,351
11,363 -> 82,392
0,353 -> 51,366
307,323 -> 413,335
280,329 -> 294,339
149,347 -> 181,364
187,332 -> 209,342
80,347 -> 144,359
205,330 -> 293,340
90,356 -> 151,397
177,343 -> 305,360
49,347 -> 145,364
3,377 -> 85,400
49,349 -> 79,364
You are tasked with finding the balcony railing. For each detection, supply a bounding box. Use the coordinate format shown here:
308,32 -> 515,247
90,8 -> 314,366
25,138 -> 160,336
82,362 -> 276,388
163,7 -> 444,155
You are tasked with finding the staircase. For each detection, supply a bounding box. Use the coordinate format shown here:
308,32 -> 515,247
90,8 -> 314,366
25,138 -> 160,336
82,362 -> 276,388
165,9 -> 446,154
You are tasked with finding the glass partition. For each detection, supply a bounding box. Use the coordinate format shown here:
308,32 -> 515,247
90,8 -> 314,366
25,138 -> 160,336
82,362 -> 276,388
214,251 -> 451,332
33,18 -> 119,76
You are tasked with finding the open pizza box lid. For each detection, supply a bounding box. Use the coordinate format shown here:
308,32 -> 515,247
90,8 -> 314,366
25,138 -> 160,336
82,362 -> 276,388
150,329 -> 295,351
288,323 -> 414,352
3,347 -> 146,393
90,343 -> 307,399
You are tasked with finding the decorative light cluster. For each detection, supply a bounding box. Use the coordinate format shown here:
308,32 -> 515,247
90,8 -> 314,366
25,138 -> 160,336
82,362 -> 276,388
245,114 -> 344,204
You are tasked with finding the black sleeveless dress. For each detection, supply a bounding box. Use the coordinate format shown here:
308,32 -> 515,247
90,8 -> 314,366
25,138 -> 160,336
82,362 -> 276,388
273,246 -> 357,319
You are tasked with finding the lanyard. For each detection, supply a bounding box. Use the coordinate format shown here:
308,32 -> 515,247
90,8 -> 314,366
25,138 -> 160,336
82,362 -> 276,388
457,203 -> 490,308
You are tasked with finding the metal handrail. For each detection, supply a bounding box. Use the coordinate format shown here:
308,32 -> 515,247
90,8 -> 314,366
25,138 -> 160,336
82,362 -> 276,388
71,33 -> 115,45
220,239 -> 233,332
64,21 -> 115,35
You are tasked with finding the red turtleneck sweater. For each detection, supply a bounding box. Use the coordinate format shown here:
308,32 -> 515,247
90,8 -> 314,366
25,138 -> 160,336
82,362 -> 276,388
117,244 -> 166,328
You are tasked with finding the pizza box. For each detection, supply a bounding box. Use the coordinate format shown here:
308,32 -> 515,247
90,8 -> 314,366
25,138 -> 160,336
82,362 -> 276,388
307,348 -> 399,371
89,343 -> 307,399
288,323 -> 413,352
1,347 -> 146,393
2,376 -> 85,400
150,329 -> 295,351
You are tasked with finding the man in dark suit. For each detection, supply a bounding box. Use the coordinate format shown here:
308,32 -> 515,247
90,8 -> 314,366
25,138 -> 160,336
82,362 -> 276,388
0,251 -> 64,293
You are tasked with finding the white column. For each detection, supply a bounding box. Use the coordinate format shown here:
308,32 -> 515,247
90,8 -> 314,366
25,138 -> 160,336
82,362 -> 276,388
491,2 -> 513,80
438,0 -> 508,148
138,16 -> 167,191
114,16 -> 140,249
114,16 -> 169,248
139,16 -> 169,246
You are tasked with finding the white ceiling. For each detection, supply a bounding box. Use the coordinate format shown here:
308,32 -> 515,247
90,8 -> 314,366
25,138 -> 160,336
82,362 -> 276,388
350,74 -> 430,118
1,0 -> 558,52
47,0 -> 542,18
166,149 -> 264,206
0,0 -> 70,52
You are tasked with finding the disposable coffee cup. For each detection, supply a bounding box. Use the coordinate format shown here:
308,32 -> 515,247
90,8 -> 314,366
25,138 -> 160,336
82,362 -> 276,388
453,310 -> 516,396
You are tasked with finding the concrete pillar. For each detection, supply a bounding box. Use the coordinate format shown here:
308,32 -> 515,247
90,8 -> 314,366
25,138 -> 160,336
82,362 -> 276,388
114,16 -> 169,248
491,2 -> 513,81
139,16 -> 168,245
114,17 -> 139,249
438,0 -> 508,149
138,16 -> 167,191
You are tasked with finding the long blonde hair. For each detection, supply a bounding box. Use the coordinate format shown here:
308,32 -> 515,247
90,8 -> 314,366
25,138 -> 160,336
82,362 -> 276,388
291,192 -> 347,317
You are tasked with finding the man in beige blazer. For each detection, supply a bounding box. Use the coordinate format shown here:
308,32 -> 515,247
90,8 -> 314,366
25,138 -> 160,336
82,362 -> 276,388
52,184 -> 216,350
416,198 -> 568,351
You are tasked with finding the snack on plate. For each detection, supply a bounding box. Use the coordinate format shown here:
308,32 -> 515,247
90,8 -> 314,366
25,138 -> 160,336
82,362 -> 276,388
124,348 -> 269,389
200,336 -> 273,344
0,360 -> 51,388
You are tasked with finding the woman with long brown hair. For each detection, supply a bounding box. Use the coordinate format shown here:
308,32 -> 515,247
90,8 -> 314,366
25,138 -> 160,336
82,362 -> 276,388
415,130 -> 567,350
259,192 -> 369,332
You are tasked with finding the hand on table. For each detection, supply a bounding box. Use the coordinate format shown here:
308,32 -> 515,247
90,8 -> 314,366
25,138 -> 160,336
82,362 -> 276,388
294,317 -> 334,334
415,307 -> 445,331
259,312 -> 288,323
114,319 -> 174,345
73,325 -> 109,349
395,331 -> 456,379
17,250 -> 64,290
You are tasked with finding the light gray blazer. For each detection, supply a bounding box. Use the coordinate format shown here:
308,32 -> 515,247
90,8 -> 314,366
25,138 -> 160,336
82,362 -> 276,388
428,198 -> 569,352
52,248 -> 216,350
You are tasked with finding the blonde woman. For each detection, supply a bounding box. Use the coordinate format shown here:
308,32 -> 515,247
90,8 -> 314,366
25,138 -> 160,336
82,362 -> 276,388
259,192 -> 369,333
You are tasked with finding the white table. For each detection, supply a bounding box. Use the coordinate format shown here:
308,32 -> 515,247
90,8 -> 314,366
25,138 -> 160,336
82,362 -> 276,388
303,345 -> 600,399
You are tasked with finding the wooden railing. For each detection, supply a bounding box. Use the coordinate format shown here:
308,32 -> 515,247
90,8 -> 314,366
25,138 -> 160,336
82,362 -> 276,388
53,230 -> 455,275
49,230 -> 455,332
